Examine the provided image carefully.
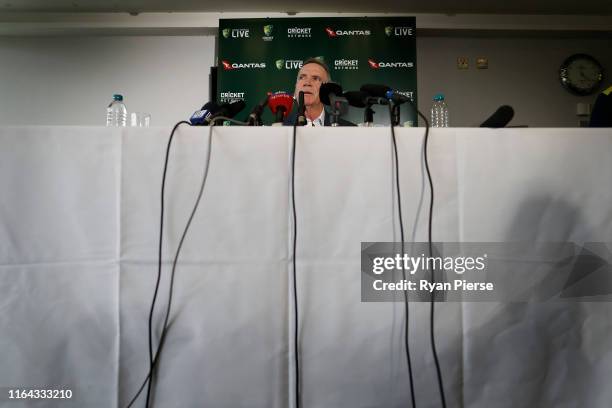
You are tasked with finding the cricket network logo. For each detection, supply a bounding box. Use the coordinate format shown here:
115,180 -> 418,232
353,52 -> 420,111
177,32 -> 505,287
221,28 -> 250,39
219,91 -> 246,103
275,59 -> 303,70
325,27 -> 371,38
287,27 -> 312,38
262,25 -> 274,41
221,60 -> 266,70
334,59 -> 359,70
367,59 -> 414,69
384,26 -> 414,37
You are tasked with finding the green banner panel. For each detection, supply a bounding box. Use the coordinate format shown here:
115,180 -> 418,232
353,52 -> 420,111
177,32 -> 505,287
218,17 -> 417,126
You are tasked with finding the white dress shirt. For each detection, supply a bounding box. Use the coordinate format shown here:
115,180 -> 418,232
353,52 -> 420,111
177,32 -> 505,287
306,109 -> 325,127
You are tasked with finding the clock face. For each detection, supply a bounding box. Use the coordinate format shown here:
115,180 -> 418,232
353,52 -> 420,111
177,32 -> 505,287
560,54 -> 604,96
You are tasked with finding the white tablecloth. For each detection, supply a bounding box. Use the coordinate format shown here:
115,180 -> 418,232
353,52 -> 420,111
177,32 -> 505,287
0,126 -> 610,408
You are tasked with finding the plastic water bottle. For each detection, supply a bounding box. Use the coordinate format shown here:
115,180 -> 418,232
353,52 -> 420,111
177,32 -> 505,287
430,93 -> 449,127
106,94 -> 127,127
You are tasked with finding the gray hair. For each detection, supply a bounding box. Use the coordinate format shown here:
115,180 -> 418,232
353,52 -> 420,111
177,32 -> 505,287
299,57 -> 331,82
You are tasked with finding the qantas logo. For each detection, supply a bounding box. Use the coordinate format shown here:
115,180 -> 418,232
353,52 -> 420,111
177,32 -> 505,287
325,27 -> 371,38
221,60 -> 266,70
367,59 -> 379,69
368,59 -> 414,69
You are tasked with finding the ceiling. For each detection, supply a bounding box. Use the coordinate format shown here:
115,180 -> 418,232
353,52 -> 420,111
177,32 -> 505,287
2,0 -> 612,15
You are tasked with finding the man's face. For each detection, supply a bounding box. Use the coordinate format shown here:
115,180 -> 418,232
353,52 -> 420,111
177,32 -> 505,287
294,63 -> 328,107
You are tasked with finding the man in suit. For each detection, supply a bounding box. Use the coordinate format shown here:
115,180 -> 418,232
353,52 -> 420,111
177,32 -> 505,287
589,85 -> 612,127
284,57 -> 356,126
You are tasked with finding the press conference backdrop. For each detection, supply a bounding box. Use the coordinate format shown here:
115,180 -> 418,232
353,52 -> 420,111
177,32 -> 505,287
217,17 -> 417,125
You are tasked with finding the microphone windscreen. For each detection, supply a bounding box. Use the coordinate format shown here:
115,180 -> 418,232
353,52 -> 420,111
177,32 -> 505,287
200,101 -> 218,111
268,92 -> 294,118
480,105 -> 514,128
360,84 -> 391,98
190,101 -> 221,125
225,100 -> 246,118
343,91 -> 368,108
319,82 -> 343,105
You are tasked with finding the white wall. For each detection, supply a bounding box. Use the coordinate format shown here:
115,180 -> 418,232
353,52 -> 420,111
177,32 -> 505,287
0,33 -> 610,127
417,36 -> 612,127
0,36 -> 215,126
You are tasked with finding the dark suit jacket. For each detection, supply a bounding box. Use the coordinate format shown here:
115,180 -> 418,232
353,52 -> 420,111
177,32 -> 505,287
283,108 -> 356,126
589,86 -> 612,127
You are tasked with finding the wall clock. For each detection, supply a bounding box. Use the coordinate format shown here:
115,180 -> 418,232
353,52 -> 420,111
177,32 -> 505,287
559,54 -> 604,96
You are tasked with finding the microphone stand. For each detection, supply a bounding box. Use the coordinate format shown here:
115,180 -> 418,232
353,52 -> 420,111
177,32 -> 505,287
330,100 -> 340,127
363,97 -> 388,126
330,109 -> 340,126
297,91 -> 307,126
391,104 -> 401,126
274,107 -> 287,125
328,95 -> 349,127
364,104 -> 375,127
247,112 -> 263,126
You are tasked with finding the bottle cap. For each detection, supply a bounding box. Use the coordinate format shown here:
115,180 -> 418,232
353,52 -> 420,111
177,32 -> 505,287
113,94 -> 124,101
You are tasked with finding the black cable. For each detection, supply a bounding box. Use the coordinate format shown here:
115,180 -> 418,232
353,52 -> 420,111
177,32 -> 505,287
291,121 -> 300,408
125,369 -> 151,408
419,112 -> 447,408
208,116 -> 249,126
395,100 -> 446,408
125,121 -> 213,408
125,120 -> 186,408
146,120 -> 189,408
147,123 -> 214,407
388,104 -> 416,408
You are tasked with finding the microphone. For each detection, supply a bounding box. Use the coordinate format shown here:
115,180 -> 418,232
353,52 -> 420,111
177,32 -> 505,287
358,84 -> 390,105
247,94 -> 270,126
384,90 -> 415,126
345,90 -> 383,125
385,90 -> 414,105
362,84 -> 420,126
219,100 -> 247,118
209,100 -> 246,124
360,83 -> 390,97
361,84 -> 415,106
268,92 -> 294,124
296,91 -> 307,126
189,102 -> 221,126
480,105 -> 514,128
343,91 -> 369,108
353,87 -> 388,125
320,82 -> 349,126
319,82 -> 343,105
